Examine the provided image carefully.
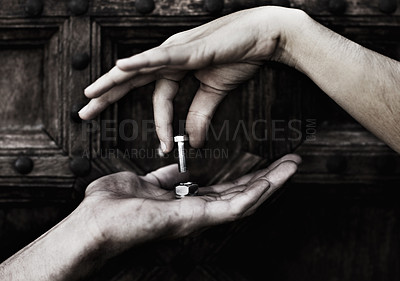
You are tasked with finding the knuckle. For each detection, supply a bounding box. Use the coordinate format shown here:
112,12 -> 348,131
199,83 -> 227,97
229,201 -> 245,219
163,31 -> 187,46
187,110 -> 212,123
256,176 -> 272,186
98,95 -> 112,108
255,176 -> 273,190
105,71 -> 118,87
230,178 -> 241,186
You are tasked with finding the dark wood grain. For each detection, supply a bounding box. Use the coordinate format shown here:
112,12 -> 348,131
0,1 -> 400,281
0,47 -> 43,128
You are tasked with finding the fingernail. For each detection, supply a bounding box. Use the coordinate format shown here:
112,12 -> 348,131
78,105 -> 88,117
160,141 -> 167,153
116,59 -> 127,68
84,85 -> 92,93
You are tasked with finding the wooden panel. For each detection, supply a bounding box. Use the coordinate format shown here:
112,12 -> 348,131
0,20 -> 79,191
0,130 -> 58,151
0,0 -> 399,18
65,17 -> 91,157
0,47 -> 43,128
290,0 -> 400,15
89,0 -> 400,16
0,0 -> 69,17
294,129 -> 400,184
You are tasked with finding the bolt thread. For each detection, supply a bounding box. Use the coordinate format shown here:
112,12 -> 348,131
177,142 -> 186,173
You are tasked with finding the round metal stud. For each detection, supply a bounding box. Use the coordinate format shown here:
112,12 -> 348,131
68,0 -> 89,16
71,52 -> 90,70
231,0 -> 253,11
204,0 -> 224,14
25,0 -> 44,17
379,0 -> 397,14
271,0 -> 291,7
70,103 -> 86,123
14,156 -> 34,175
69,157 -> 91,177
326,155 -> 347,174
135,0 -> 155,14
328,0 -> 347,15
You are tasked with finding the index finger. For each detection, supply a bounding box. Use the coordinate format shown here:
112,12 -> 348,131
84,65 -> 162,99
116,44 -> 194,71
153,78 -> 180,153
84,66 -> 136,99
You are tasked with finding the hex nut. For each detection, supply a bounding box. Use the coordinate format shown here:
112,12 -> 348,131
175,182 -> 199,199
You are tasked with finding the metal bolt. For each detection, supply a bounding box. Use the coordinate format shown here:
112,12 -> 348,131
174,135 -> 188,173
175,182 -> 199,199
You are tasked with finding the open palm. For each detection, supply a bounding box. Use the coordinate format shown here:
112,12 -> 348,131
81,154 -> 300,255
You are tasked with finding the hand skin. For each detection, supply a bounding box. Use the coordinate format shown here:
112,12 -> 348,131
0,154 -> 300,281
79,6 -> 400,154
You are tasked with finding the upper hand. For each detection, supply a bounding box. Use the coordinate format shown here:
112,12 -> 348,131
78,7 -> 285,152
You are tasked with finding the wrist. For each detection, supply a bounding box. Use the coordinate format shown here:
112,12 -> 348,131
265,6 -> 311,68
74,199 -> 117,258
0,202 -> 111,280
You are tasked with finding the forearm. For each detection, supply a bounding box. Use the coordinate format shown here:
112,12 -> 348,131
0,204 -> 106,280
274,9 -> 400,152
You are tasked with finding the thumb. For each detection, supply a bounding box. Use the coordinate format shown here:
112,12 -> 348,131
141,164 -> 190,190
186,83 -> 228,148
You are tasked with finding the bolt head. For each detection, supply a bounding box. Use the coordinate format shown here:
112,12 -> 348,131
174,135 -> 188,142
175,184 -> 189,198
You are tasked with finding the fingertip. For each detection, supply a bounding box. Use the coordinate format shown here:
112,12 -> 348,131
116,58 -> 130,71
185,125 -> 206,148
160,141 -> 167,153
188,136 -> 205,149
277,160 -> 299,178
78,106 -> 90,120
281,153 -> 302,165
166,141 -> 174,153
77,100 -> 100,120
156,126 -> 174,154
160,139 -> 174,153
83,86 -> 92,97
84,84 -> 100,99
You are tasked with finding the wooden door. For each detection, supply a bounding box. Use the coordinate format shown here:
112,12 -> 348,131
1,1 -> 400,280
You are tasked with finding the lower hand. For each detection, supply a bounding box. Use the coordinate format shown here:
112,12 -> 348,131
81,153 -> 300,256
